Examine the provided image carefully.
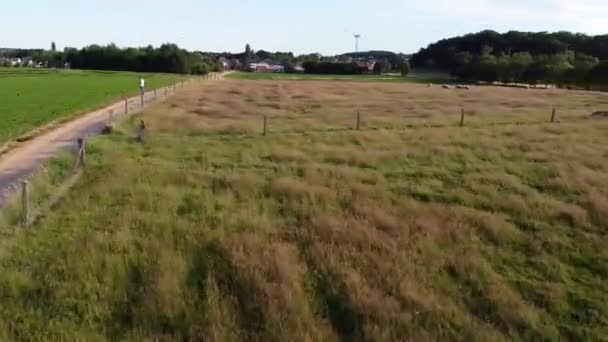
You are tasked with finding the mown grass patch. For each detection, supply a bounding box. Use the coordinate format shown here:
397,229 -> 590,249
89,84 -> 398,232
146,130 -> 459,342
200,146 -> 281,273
0,68 -> 184,145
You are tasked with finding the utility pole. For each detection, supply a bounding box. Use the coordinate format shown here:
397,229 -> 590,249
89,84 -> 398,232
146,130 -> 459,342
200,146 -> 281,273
354,34 -> 361,53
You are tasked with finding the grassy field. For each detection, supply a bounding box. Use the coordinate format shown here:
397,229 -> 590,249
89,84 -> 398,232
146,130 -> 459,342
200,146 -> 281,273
226,70 -> 452,84
0,68 -> 184,146
0,80 -> 608,340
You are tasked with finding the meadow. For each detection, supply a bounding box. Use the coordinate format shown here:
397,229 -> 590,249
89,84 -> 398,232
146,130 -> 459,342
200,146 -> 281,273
226,70 -> 452,84
0,68 -> 184,146
0,80 -> 607,340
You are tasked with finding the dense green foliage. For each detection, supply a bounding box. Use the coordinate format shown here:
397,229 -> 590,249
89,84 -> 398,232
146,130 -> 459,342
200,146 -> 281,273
0,68 -> 182,144
411,30 -> 608,86
400,61 -> 411,76
3,44 -> 219,75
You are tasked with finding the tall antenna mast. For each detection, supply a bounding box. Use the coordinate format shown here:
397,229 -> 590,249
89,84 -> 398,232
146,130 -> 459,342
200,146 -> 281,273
353,34 -> 361,53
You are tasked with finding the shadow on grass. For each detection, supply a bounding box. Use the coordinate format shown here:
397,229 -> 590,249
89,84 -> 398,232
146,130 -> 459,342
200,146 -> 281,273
294,236 -> 366,342
187,240 -> 268,339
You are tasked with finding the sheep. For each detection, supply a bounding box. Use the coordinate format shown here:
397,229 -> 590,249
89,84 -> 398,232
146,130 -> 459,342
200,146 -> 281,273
442,84 -> 452,89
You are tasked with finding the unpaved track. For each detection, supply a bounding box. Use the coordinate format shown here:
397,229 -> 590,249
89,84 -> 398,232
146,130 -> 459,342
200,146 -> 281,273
0,83 -> 182,208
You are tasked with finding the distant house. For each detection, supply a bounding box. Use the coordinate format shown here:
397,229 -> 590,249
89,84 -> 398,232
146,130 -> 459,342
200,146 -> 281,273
249,62 -> 285,73
215,56 -> 241,70
22,57 -> 34,67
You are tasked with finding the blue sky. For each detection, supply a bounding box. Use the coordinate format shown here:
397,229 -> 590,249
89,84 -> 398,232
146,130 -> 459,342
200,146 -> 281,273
1,0 -> 606,55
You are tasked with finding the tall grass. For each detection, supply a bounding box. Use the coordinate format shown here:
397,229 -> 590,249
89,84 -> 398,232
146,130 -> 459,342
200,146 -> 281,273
0,80 -> 607,340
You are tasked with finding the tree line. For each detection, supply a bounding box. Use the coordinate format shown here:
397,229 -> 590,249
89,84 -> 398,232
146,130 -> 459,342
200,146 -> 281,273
205,44 -> 410,75
302,61 -> 368,74
410,30 -> 608,87
3,43 -> 221,75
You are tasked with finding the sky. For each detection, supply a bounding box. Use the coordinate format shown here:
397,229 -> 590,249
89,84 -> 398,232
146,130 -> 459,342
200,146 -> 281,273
1,0 -> 606,55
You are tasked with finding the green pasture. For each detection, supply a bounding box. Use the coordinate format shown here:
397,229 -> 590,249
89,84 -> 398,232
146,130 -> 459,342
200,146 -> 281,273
0,68 -> 184,145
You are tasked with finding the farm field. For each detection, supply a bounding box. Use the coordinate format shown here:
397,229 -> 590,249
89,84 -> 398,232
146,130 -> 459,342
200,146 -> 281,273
226,70 -> 452,83
0,80 -> 608,340
0,68 -> 184,146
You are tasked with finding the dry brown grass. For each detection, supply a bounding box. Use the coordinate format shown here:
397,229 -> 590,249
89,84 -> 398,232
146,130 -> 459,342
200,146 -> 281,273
1,79 -> 608,340
144,80 -> 608,134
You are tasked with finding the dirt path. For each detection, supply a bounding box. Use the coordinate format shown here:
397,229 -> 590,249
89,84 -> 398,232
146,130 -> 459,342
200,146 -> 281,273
0,81 -> 189,208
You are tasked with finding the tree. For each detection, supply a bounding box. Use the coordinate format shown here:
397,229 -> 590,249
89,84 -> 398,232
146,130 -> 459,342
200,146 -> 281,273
496,53 -> 511,82
241,43 -> 254,70
478,46 -> 498,82
589,61 -> 608,86
51,42 -> 56,52
565,53 -> 599,87
452,51 -> 474,79
373,59 -> 391,74
508,52 -> 533,81
410,30 -> 608,73
544,53 -> 573,84
400,61 -> 411,77
302,61 -> 366,75
255,50 -> 272,60
524,57 -> 549,84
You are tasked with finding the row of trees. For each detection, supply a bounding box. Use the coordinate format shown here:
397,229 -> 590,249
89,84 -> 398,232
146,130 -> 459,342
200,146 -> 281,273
225,44 -> 410,75
373,59 -> 411,76
452,48 -> 605,86
302,61 -> 368,75
4,43 -> 221,75
411,30 -> 608,86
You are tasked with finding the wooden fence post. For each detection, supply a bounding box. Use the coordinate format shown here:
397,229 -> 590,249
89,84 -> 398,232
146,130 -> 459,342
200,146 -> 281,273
21,180 -> 29,228
263,115 -> 267,136
74,137 -> 85,169
137,120 -> 146,142
125,98 -> 128,114
78,138 -> 86,166
356,111 -> 361,130
551,107 -> 556,123
140,92 -> 144,107
154,88 -> 157,98
460,108 -> 465,127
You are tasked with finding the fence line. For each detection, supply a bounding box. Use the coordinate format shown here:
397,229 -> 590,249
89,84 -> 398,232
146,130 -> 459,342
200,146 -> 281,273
246,106 -> 573,136
6,71 -> 583,228
6,73 -> 225,228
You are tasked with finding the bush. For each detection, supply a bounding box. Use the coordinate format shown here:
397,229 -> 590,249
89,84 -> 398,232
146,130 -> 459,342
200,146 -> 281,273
302,61 -> 367,75
191,63 -> 210,75
400,62 -> 411,77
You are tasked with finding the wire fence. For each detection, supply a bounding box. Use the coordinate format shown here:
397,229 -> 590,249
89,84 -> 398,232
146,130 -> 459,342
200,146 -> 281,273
177,105 -> 602,139
4,71 -> 607,227
2,72 -> 224,228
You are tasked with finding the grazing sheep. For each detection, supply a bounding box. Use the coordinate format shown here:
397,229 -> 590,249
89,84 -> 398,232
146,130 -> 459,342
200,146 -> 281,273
442,84 -> 451,89
427,84 -> 433,87
591,111 -> 608,119
456,85 -> 471,90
